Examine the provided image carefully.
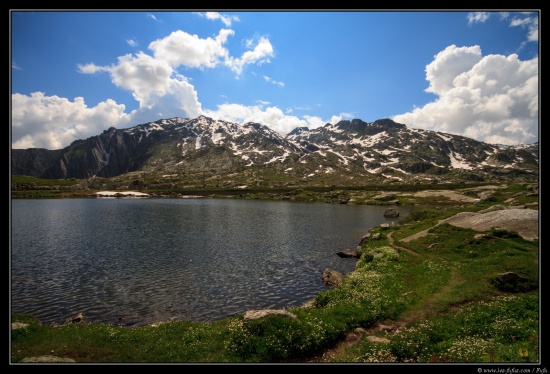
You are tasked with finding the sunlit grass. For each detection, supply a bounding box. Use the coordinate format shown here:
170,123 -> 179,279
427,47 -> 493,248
346,294 -> 538,363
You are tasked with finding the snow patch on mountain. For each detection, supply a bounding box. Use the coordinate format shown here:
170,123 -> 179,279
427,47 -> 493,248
450,152 -> 473,170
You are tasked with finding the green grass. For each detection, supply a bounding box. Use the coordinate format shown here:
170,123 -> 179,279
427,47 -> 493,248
11,317 -> 233,363
11,184 -> 539,363
334,294 -> 539,363
11,175 -> 81,187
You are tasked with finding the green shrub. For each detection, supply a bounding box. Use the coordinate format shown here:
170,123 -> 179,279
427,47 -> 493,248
225,314 -> 337,362
491,228 -> 521,239
398,209 -> 444,224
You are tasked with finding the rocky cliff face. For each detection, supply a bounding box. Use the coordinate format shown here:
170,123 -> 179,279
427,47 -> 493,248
11,116 -> 539,185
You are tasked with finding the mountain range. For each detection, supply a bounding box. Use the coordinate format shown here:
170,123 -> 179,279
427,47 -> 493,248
11,116 -> 539,189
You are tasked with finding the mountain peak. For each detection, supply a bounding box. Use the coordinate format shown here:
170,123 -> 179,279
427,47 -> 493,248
330,118 -> 406,134
287,126 -> 309,136
11,115 -> 538,185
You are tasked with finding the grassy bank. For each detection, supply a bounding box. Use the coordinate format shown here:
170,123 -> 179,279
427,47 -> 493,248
10,184 -> 539,364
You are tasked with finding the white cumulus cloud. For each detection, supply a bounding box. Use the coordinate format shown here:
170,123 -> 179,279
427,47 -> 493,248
392,45 -> 538,145
12,24 -> 279,149
11,92 -> 129,150
149,29 -> 233,69
203,104 -> 346,135
109,52 -> 175,106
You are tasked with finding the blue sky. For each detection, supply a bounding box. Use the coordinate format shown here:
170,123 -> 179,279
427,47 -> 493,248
11,10 -> 539,150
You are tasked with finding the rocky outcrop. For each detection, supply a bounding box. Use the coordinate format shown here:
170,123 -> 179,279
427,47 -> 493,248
490,272 -> 538,293
243,309 -> 297,321
12,322 -> 29,330
401,207 -> 538,243
322,269 -> 344,287
20,355 -> 76,363
336,250 -> 361,258
438,208 -> 538,241
70,312 -> 85,323
383,208 -> 399,218
358,233 -> 371,246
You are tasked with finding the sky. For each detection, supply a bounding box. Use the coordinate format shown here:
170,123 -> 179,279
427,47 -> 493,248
10,10 -> 539,150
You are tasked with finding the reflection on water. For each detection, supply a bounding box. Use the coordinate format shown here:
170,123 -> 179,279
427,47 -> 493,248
11,198 -> 418,326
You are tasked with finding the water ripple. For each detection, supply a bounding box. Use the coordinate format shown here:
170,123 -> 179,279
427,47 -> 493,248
11,198 -> 421,326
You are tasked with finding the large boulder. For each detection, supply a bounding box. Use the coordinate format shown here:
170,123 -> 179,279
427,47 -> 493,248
322,269 -> 344,287
243,309 -> 297,321
490,272 -> 537,293
358,233 -> 371,246
336,250 -> 361,258
383,208 -> 399,218
373,194 -> 397,201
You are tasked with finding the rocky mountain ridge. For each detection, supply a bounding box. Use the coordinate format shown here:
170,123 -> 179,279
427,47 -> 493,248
11,116 -> 539,188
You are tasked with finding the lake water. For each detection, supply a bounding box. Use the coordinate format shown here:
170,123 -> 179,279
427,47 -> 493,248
11,197 -> 421,326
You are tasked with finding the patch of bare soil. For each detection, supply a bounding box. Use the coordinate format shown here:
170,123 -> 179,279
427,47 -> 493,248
387,232 -> 420,256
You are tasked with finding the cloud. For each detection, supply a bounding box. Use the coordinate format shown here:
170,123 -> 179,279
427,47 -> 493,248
302,115 -> 326,129
198,12 -> 239,27
202,103 -> 304,134
12,24 -> 279,149
302,113 -> 353,129
125,77 -> 202,124
203,103 -> 347,135
263,75 -> 285,87
392,45 -> 538,145
225,37 -> 274,77
108,52 -> 202,120
12,62 -> 22,70
203,104 -> 316,134
11,92 -> 129,150
13,47 -> 204,149
148,14 -> 161,22
126,39 -> 138,47
467,11 -> 539,43
467,12 -> 490,25
509,14 -> 539,42
149,29 -> 233,69
109,52 -> 174,105
77,63 -> 110,74
424,45 -> 483,96
11,77 -> 202,150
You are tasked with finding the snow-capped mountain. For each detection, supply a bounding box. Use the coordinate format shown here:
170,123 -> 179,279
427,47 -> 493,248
11,116 -> 539,187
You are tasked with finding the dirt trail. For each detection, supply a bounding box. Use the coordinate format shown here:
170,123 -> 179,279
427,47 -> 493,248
307,205 -> 539,362
386,232 -> 420,256
307,232 -> 423,362
309,229 -> 470,362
